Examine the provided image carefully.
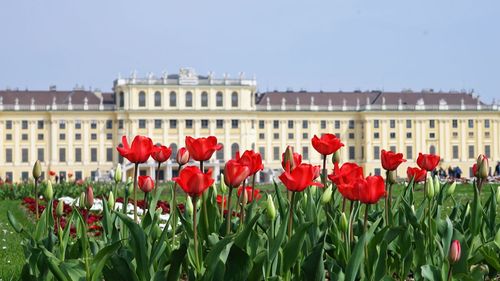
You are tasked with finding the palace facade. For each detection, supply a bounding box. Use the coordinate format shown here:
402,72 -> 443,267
0,68 -> 499,183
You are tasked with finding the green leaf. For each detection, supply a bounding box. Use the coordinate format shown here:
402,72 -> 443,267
282,222 -> 312,273
421,264 -> 443,281
90,241 -> 122,281
373,240 -> 388,281
268,208 -> 289,264
202,236 -> 234,281
166,242 -> 188,281
469,182 -> 482,239
440,217 -> 453,260
345,234 -> 366,281
224,245 -> 253,281
301,242 -> 325,281
7,210 -> 23,233
234,213 -> 261,250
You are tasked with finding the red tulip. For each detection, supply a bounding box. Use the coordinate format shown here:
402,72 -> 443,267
407,167 -> 427,183
216,195 -> 227,208
281,146 -> 302,171
224,160 -> 251,188
85,186 -> 94,209
237,186 -> 262,203
138,175 -> 154,193
279,163 -> 323,192
117,135 -> 154,163
185,136 -> 222,161
176,147 -> 190,165
236,150 -> 264,175
329,162 -> 364,201
416,153 -> 440,171
49,170 -> 56,177
311,133 -> 344,156
356,175 -> 386,204
173,166 -> 214,197
472,163 -> 478,177
151,145 -> 172,163
381,149 -> 406,171
449,240 -> 461,263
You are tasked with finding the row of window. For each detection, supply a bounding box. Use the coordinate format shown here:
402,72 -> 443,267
5,132 -> 114,142
258,120 -> 357,130
123,91 -> 240,108
4,147 -> 115,163
4,120 -> 113,130
137,119 -> 240,129
372,119 -> 491,129
5,170 -> 84,182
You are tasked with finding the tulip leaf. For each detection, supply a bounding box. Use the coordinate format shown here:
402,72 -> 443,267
90,241 -> 122,281
373,240 -> 388,281
224,245 -> 253,281
345,233 -> 366,281
301,242 -> 325,281
202,236 -> 234,281
269,208 -> 289,264
166,242 -> 188,281
282,222 -> 312,273
421,264 -> 443,281
440,217 -> 453,259
235,213 -> 261,250
247,250 -> 267,281
103,254 -> 140,281
7,210 -> 23,233
272,180 -> 286,218
470,182 -> 482,239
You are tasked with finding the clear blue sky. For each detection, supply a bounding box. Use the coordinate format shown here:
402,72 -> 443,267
1,1 -> 498,102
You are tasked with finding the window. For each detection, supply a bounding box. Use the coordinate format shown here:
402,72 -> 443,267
22,134 -> 28,141
217,120 -> 224,129
5,172 -> 13,181
335,120 -> 340,129
37,134 -> 44,141
139,120 -> 146,129
37,120 -> 44,129
288,120 -> 294,129
22,148 -> 28,162
154,91 -> 161,107
390,146 -> 396,152
5,149 -> 12,163
75,148 -> 82,162
452,145 -> 459,159
288,133 -> 294,139
452,132 -> 458,138
485,132 -> 490,138
374,146 -> 380,160
406,132 -> 412,138
6,134 -> 12,141
169,91 -> 177,107
105,120 -> 112,129
259,133 -> 265,139
273,147 -> 280,161
429,133 -> 435,139
302,147 -> 309,160
169,143 -> 177,160
321,120 -> 326,129
349,133 -> 355,139
348,120 -> 355,129
484,119 -> 490,128
302,120 -> 308,129
6,121 -> 12,129
59,148 -> 66,162
273,133 -> 279,139
406,146 -> 413,160
185,91 -> 193,107
201,92 -> 208,107
59,121 -> 66,129
349,146 -> 355,160
468,132 -> 474,137
75,133 -> 81,140
75,171 -> 82,180
231,143 -> 239,158
406,120 -> 412,128
21,172 -> 29,181
468,145 -> 474,159
186,120 -> 193,129
259,147 -> 265,160
429,120 -> 435,128
390,132 -> 396,139
374,132 -> 379,139
59,133 -> 65,140
91,122 -> 97,129
231,120 -> 239,129
231,92 -> 238,107
303,133 -> 308,139
119,92 -> 124,108
170,120 -> 177,129
452,120 -> 458,128
485,145 -> 491,158
138,91 -> 146,107
216,92 -> 223,107
22,120 -> 28,129
216,144 -> 224,160
37,148 -> 44,162
429,145 -> 436,155
259,120 -> 265,129
390,120 -> 396,129
201,120 -> 209,129
374,168 -> 381,176
154,119 -> 162,129
273,120 -> 279,129
91,148 -> 97,162
118,120 -> 124,129
468,119 -> 474,128
361,146 -> 364,159
106,148 -> 113,162
75,121 -> 82,129
374,120 -> 380,128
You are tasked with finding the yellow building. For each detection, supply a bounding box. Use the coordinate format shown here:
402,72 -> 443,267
0,68 -> 499,183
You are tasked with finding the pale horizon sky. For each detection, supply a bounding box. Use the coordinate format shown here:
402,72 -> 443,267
0,1 -> 499,102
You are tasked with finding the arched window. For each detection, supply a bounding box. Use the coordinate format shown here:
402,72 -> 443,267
169,91 -> 177,107
429,145 -> 436,155
185,91 -> 193,107
138,91 -> 146,107
216,92 -> 223,107
119,92 -> 124,108
154,91 -> 162,107
231,143 -> 239,158
216,143 -> 224,160
231,92 -> 238,107
201,92 -> 208,107
170,143 -> 177,160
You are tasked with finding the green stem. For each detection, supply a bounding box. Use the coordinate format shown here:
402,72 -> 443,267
200,161 -> 209,232
226,188 -> 234,235
388,183 -> 393,226
155,162 -> 161,190
447,266 -> 453,281
192,195 -> 199,270
288,192 -> 296,239
34,179 -> 39,220
133,163 -> 139,223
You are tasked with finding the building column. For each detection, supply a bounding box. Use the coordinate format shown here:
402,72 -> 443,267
163,119 -> 169,145
166,160 -> 173,180
476,119 -> 483,158
50,119 -> 58,164
68,121 -> 74,164
438,119 -> 445,158
460,120 -> 467,161
493,119 -> 499,160
266,120 -> 272,165
83,121 -> 90,165
365,120 -> 372,162
178,119 -> 184,150
0,121 -> 3,163
224,119 -> 230,160
30,120 -> 36,163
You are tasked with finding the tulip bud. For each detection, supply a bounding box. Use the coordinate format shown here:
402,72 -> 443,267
332,150 -> 341,164
44,180 -> 53,201
476,154 -> 489,179
301,193 -> 308,209
410,204 -> 416,216
56,200 -> 64,217
126,177 -> 134,195
321,186 -> 333,204
185,196 -> 193,217
114,165 -> 122,183
176,147 -> 190,166
465,204 -> 470,217
495,228 -> 500,247
155,207 -> 163,218
32,160 -> 42,180
79,192 -> 86,209
108,191 -> 115,210
266,195 -> 276,220
219,178 -> 227,194
340,212 -> 348,232
240,189 -> 248,210
283,146 -> 295,170
425,176 -> 434,199
447,181 -> 456,196
495,186 -> 500,203
85,186 -> 94,210
309,185 -> 317,195
433,176 -> 441,194
449,240 -> 461,264
387,170 -> 397,185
